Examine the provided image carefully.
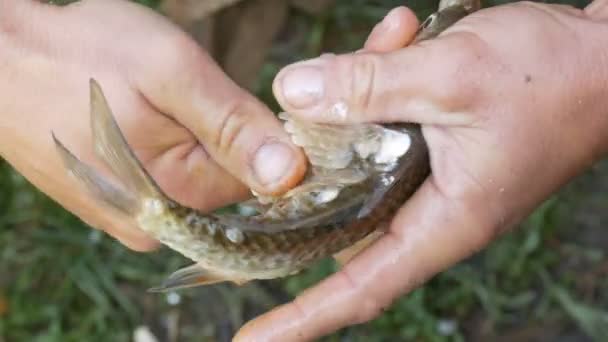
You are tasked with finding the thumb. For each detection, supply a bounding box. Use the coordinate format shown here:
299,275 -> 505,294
135,39 -> 307,195
272,33 -> 480,126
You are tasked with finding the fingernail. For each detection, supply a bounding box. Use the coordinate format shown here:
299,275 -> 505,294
383,8 -> 402,31
372,8 -> 401,36
253,142 -> 294,186
280,66 -> 324,109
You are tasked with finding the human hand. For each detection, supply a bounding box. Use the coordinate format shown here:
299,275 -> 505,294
0,0 -> 306,251
236,2 -> 608,340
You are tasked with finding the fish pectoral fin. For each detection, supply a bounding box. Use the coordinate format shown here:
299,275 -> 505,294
148,264 -> 244,292
333,230 -> 385,267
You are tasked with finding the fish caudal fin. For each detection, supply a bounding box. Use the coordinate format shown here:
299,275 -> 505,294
148,264 -> 245,292
89,79 -> 162,199
52,79 -> 165,215
52,133 -> 138,215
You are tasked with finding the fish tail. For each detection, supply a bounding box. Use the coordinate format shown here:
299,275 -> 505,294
53,79 -> 166,215
52,133 -> 139,215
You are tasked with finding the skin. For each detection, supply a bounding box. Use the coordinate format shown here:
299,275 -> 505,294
235,1 -> 608,341
1,0 -> 607,340
0,0 -> 307,251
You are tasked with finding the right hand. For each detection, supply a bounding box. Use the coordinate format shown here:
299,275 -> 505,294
0,0 -> 306,251
236,2 -> 608,340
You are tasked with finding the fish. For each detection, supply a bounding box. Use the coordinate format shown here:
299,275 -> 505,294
52,0 -> 480,292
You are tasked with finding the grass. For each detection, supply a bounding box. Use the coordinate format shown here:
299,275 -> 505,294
2,0 -> 607,341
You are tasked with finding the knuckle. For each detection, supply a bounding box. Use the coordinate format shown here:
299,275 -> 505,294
432,33 -> 490,107
452,32 -> 489,66
213,95 -> 251,155
348,54 -> 379,112
154,31 -> 206,74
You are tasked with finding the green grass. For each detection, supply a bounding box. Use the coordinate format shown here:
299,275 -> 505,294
2,1 -> 607,341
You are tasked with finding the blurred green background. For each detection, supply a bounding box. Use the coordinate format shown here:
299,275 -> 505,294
1,1 -> 606,341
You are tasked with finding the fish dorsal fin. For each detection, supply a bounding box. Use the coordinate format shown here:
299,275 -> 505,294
148,264 -> 247,292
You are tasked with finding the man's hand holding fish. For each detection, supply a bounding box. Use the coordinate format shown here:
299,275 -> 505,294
237,1 -> 608,340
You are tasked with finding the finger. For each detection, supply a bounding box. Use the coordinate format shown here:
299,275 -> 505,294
134,39 -> 307,195
364,7 -> 420,52
116,97 -> 251,211
144,141 -> 251,211
273,33 -> 480,126
234,177 -> 500,341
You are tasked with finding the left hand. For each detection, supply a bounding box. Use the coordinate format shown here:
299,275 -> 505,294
0,0 -> 306,251
235,2 -> 608,340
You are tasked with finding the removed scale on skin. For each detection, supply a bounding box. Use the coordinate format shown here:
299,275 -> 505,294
52,0 -> 480,292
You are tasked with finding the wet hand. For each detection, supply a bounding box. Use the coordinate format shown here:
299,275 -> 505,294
236,2 -> 608,340
0,0 -> 306,251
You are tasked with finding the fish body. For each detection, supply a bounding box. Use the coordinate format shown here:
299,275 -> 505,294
134,123 -> 429,284
53,0 -> 479,290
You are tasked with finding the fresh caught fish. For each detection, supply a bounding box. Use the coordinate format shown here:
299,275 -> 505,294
52,0 -> 480,291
